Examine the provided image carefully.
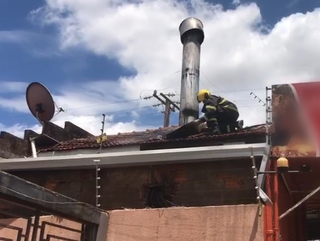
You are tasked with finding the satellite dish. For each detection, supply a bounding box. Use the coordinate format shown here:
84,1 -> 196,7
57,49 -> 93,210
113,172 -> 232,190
26,82 -> 55,124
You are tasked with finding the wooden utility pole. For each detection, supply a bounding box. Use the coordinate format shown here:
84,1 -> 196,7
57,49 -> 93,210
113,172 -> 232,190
164,99 -> 171,127
144,90 -> 180,127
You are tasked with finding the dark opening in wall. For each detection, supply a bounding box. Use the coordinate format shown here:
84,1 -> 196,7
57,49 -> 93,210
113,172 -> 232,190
146,185 -> 171,208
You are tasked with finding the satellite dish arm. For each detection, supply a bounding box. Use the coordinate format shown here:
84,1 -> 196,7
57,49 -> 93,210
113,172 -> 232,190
36,111 -> 44,125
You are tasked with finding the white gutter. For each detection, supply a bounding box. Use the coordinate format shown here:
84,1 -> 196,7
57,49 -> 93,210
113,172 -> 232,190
38,145 -> 140,157
0,143 -> 267,171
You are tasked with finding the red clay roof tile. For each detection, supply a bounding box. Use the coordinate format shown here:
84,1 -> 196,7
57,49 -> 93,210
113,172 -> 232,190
39,125 -> 266,152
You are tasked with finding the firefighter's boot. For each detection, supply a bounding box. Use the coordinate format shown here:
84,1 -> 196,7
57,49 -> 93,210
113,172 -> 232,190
210,122 -> 221,135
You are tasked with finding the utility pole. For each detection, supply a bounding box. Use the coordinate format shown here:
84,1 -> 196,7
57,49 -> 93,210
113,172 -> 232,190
143,90 -> 180,127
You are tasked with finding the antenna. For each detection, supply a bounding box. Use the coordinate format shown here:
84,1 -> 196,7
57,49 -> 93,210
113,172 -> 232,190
26,82 -> 64,125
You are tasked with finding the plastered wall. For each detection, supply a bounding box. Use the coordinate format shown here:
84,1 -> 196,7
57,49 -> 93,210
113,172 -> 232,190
107,204 -> 263,241
1,204 -> 263,241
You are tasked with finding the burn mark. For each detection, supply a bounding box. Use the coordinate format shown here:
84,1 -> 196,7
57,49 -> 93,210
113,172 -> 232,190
182,108 -> 198,118
217,175 -> 247,189
141,167 -> 183,208
146,185 -> 167,208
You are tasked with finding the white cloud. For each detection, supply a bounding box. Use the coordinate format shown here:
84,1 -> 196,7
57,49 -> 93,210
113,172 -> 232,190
0,122 -> 42,138
131,110 -> 140,119
52,113 -> 155,136
0,96 -> 28,113
0,30 -> 61,58
0,80 -> 163,137
3,0 -> 320,136
232,0 -> 241,6
0,30 -> 32,43
0,81 -> 29,93
0,112 -> 157,138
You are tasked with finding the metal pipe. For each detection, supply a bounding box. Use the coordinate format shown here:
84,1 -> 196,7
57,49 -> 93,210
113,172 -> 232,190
273,163 -> 280,241
250,147 -> 262,216
265,164 -> 274,241
265,87 -> 269,145
179,17 -> 204,125
30,138 -> 38,158
280,173 -> 292,196
279,184 -> 320,220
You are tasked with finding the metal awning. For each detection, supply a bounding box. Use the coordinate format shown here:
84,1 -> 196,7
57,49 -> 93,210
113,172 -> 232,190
0,170 -> 102,225
0,143 -> 268,171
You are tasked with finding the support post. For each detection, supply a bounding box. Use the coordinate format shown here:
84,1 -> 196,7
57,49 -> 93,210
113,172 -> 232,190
266,87 -> 272,146
93,159 -> 101,208
264,158 -> 274,241
164,100 -> 171,127
250,147 -> 262,216
273,161 -> 279,241
25,218 -> 32,241
99,114 -> 106,153
31,211 -> 40,241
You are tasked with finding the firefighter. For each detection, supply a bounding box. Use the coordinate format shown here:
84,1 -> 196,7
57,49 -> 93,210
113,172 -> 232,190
196,89 -> 239,134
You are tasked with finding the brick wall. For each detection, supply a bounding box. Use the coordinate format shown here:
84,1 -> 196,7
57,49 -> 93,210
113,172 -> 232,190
11,158 -> 259,210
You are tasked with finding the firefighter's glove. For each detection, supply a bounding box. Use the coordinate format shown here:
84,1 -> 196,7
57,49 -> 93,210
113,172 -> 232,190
198,117 -> 206,123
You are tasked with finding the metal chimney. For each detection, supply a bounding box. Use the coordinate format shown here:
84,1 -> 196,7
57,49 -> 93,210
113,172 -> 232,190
178,17 -> 204,126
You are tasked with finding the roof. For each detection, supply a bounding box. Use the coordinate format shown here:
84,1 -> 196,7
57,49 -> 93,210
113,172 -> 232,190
0,120 -> 266,158
39,124 -> 266,152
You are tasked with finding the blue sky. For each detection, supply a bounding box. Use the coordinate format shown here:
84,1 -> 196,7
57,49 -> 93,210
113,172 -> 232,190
1,0 -> 320,136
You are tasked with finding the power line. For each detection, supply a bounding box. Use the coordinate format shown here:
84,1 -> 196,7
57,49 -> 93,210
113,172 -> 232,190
54,86 -> 264,114
143,90 -> 180,127
152,70 -> 181,88
72,106 -> 161,125
200,70 -> 265,94
200,69 -> 265,120
65,98 -> 142,111
62,92 -> 264,113
54,103 -> 264,127
139,69 -> 181,98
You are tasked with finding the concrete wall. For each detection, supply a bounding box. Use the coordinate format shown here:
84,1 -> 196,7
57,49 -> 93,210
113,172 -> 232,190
107,204 -> 263,241
1,204 -> 263,241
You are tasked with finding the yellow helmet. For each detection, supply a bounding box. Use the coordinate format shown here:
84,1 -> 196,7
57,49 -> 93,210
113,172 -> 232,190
197,89 -> 211,102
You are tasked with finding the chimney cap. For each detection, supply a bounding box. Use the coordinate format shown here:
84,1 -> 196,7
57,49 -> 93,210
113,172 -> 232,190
179,17 -> 204,44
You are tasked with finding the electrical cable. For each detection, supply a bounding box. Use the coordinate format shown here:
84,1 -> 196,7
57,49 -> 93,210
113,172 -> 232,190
152,70 -> 181,89
59,91 -> 264,115
138,69 -> 181,98
200,69 -> 265,121
63,98 -> 142,111
200,69 -> 265,94
72,106 -> 163,125
68,104 -> 264,126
